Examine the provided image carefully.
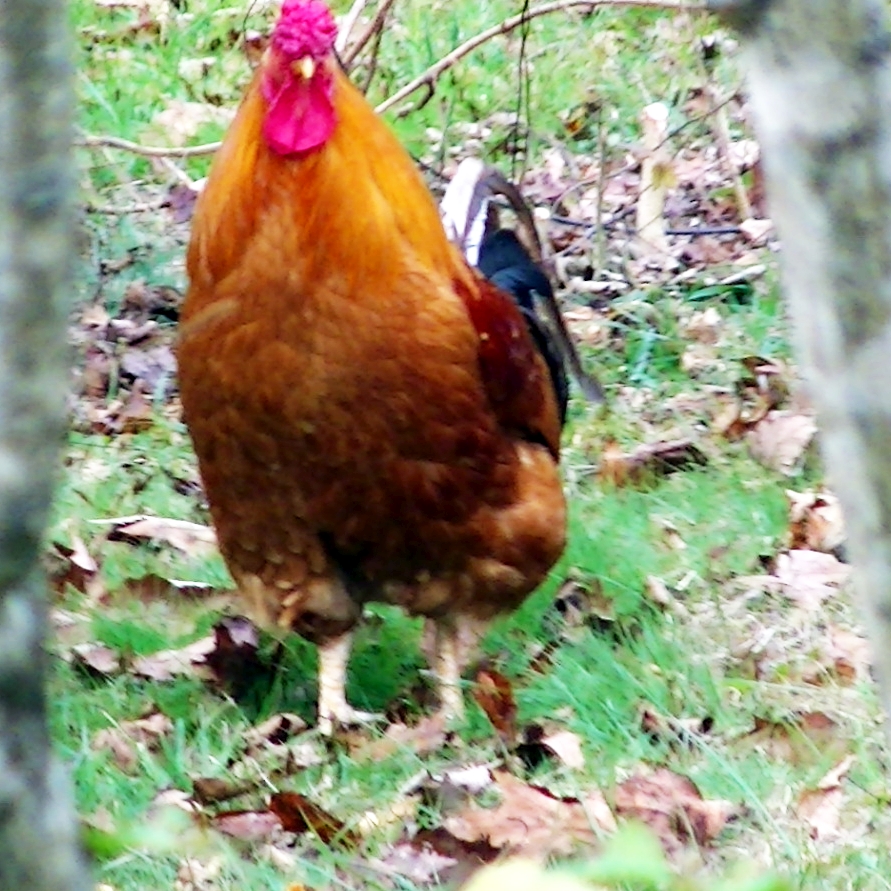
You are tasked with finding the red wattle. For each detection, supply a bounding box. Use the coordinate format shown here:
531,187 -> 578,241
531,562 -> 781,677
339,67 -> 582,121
262,74 -> 336,155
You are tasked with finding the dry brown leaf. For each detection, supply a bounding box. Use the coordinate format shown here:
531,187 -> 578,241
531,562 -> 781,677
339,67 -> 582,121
825,626 -> 872,684
395,826 -> 501,888
103,515 -> 217,557
71,643 -> 121,678
680,343 -> 720,376
371,841 -> 459,885
682,307 -> 723,345
472,669 -> 517,743
741,713 -> 847,765
746,410 -> 817,474
598,438 -> 707,487
131,635 -> 217,681
614,768 -> 736,856
92,728 -> 138,772
174,856 -> 222,891
739,217 -> 774,244
644,576 -> 674,609
126,574 -> 218,602
203,616 -> 267,690
269,791 -> 356,846
639,704 -> 713,748
538,730 -> 585,770
796,755 -> 854,839
550,576 -> 614,639
48,536 -> 103,600
262,844 -> 298,872
92,710 -> 173,772
445,770 -> 615,858
213,809 -> 284,842
775,549 -> 851,611
119,344 -> 176,391
191,777 -> 247,805
354,714 -> 449,762
786,490 -> 845,553
243,713 -> 308,748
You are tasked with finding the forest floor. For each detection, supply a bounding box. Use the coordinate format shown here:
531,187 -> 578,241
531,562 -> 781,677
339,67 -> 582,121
57,1 -> 889,889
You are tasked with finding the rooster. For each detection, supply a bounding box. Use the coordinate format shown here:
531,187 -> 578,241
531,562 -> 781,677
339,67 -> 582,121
178,0 -> 567,733
441,156 -> 603,418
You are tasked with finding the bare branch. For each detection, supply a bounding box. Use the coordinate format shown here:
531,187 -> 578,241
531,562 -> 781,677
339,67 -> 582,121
342,0 -> 398,69
76,133 -> 221,157
375,0 -> 706,115
335,0 -> 372,54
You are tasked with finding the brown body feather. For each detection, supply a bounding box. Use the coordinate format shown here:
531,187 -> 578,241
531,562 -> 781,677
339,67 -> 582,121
179,65 -> 565,648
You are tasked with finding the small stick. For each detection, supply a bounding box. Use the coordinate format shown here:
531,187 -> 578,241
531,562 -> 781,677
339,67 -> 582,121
77,133 -> 221,158
335,0 -> 371,55
375,0 -> 705,114
342,0 -> 398,69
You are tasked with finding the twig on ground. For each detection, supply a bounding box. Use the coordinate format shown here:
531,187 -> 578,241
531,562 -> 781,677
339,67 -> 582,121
85,198 -> 168,215
375,0 -> 706,114
77,133 -> 221,157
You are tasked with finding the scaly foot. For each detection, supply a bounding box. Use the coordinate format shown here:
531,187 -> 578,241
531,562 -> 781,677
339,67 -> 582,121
317,632 -> 382,734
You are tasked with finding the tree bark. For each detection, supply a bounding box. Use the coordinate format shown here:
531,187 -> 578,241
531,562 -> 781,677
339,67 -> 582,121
713,0 -> 891,736
0,1 -> 91,888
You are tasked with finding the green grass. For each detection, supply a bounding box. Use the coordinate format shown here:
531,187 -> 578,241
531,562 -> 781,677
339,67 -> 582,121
54,1 -> 891,889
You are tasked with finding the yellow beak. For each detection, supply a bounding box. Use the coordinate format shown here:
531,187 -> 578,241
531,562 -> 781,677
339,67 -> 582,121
291,56 -> 315,80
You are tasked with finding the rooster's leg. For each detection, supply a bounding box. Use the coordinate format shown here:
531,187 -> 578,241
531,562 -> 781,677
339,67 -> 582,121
433,617 -> 465,720
317,632 -> 382,734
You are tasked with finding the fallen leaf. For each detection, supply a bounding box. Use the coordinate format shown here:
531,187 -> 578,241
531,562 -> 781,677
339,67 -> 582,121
538,729 -> 585,769
598,438 -> 707,486
101,384 -> 154,435
213,809 -> 284,842
355,714 -> 449,762
547,575 -> 615,640
786,489 -> 845,553
644,575 -> 674,609
174,856 -> 222,891
71,642 -> 121,678
371,841 -> 458,885
131,635 -> 217,681
682,306 -> 723,345
516,724 -> 585,770
119,344 -> 177,392
680,342 -> 720,376
638,704 -> 713,748
741,712 -> 847,765
775,549 -> 851,611
92,709 -> 173,772
269,791 -> 356,846
243,713 -> 308,748
126,574 -> 219,602
746,410 -> 817,474
614,767 -> 736,856
203,616 -> 268,693
825,626 -> 872,684
739,217 -> 774,244
472,669 -> 517,743
47,537 -> 103,600
192,777 -> 248,805
103,515 -> 217,558
445,770 -> 615,858
796,755 -> 854,840
167,182 -> 200,224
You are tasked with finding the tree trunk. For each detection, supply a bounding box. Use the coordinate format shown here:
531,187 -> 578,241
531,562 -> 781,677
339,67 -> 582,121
713,0 -> 891,736
0,1 -> 91,888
